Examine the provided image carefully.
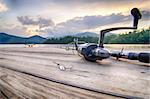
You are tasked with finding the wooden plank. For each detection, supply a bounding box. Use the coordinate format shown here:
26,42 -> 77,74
0,45 -> 149,98
0,67 -> 119,99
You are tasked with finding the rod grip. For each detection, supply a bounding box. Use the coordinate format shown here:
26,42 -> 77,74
138,53 -> 150,63
128,53 -> 139,60
128,52 -> 150,63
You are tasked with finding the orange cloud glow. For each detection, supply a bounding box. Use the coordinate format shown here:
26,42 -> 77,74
0,2 -> 8,12
26,26 -> 39,36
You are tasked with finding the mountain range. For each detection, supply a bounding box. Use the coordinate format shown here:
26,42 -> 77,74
0,33 -> 46,44
0,32 -> 115,44
73,32 -> 115,37
74,32 -> 99,37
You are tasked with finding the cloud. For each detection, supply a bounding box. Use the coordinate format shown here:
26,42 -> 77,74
0,1 -> 8,12
53,13 -> 130,34
16,10 -> 150,37
141,10 -> 150,20
17,16 -> 55,28
41,0 -> 148,8
53,10 -> 149,35
0,26 -> 27,37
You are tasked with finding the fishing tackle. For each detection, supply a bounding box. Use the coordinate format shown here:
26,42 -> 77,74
74,8 -> 150,63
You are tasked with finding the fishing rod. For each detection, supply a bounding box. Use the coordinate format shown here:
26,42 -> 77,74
74,8 -> 150,63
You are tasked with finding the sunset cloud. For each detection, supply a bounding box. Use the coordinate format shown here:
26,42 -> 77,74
56,13 -> 129,32
17,16 -> 55,29
0,0 -> 149,37
16,10 -> 149,37
0,1 -> 8,12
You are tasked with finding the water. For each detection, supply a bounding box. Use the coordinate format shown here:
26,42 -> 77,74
0,44 -> 149,52
104,44 -> 150,53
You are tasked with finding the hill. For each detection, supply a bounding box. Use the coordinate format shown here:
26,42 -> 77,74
44,29 -> 150,44
73,32 -> 114,37
0,33 -> 47,44
74,32 -> 99,37
104,29 -> 150,44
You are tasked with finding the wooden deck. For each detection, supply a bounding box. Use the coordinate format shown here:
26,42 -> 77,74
0,45 -> 149,99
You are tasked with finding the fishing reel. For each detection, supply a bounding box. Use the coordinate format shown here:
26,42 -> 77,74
74,8 -> 150,63
75,42 -> 109,62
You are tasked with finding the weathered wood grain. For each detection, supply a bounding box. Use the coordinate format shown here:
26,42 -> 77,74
0,45 -> 149,98
0,67 -> 119,99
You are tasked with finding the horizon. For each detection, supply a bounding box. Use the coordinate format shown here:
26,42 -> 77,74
0,0 -> 149,37
1,28 -> 149,38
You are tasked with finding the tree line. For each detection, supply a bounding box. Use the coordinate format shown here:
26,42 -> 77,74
44,29 -> 150,44
104,29 -> 149,44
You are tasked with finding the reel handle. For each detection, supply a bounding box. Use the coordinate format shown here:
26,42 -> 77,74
99,8 -> 142,48
131,8 -> 142,28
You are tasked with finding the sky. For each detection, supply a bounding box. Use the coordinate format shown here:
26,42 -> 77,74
0,0 -> 149,37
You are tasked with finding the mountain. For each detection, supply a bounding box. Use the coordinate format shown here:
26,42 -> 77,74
26,35 -> 47,44
74,32 -> 115,37
0,33 -> 25,44
0,33 -> 47,44
74,32 -> 99,37
0,32 -> 116,44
